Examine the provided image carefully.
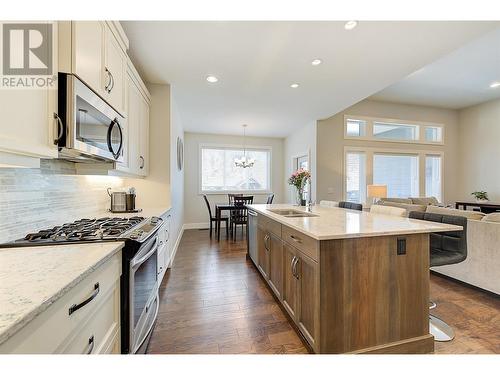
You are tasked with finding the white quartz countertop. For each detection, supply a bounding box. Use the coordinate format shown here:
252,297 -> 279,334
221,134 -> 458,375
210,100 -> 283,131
103,205 -> 171,219
0,242 -> 124,345
247,204 -> 463,240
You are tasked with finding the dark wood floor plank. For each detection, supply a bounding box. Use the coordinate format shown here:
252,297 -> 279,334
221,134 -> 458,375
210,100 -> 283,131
147,229 -> 499,354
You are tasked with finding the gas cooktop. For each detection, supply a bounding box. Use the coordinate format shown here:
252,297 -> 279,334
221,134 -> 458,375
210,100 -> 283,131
3,216 -> 148,247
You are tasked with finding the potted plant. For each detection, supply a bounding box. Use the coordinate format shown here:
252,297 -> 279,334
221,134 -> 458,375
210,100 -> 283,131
288,168 -> 311,206
471,191 -> 489,202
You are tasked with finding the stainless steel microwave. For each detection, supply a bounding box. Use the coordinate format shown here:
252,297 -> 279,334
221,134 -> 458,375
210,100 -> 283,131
56,73 -> 125,163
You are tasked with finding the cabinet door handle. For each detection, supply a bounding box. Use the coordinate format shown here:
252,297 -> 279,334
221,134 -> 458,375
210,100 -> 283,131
291,256 -> 297,277
68,283 -> 100,315
292,256 -> 299,280
104,68 -> 112,92
139,156 -> 145,169
86,335 -> 95,354
108,70 -> 115,93
290,235 -> 302,244
53,113 -> 64,145
264,234 -> 270,251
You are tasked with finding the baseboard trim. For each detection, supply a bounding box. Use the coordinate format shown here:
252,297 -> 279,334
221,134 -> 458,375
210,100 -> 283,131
184,222 -> 229,229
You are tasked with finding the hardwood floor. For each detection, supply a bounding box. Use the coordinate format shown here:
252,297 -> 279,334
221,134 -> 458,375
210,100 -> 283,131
147,229 -> 499,354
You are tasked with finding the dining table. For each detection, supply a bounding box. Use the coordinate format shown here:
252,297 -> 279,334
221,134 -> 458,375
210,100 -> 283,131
215,203 -> 245,241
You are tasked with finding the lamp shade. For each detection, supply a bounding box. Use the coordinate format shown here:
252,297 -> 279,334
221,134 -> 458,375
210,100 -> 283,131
367,184 -> 387,199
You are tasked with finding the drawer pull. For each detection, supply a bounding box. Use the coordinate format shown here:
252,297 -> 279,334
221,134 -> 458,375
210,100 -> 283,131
69,283 -> 100,315
290,235 -> 302,244
86,335 -> 95,354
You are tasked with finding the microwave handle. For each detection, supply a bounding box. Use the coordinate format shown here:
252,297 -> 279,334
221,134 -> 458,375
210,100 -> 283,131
107,118 -> 123,160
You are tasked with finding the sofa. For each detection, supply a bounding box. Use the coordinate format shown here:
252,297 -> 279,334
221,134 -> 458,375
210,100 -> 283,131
374,200 -> 499,294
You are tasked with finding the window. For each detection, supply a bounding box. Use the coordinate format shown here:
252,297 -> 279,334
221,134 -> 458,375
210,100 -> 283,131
346,119 -> 366,137
373,154 -> 419,198
296,155 -> 308,171
425,155 -> 442,201
201,146 -> 271,193
373,122 -> 419,141
344,116 -> 444,144
345,152 -> 366,203
425,126 -> 443,143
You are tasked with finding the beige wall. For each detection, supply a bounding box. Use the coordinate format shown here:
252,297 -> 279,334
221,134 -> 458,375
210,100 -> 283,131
316,99 -> 461,204
184,132 -> 284,225
458,98 -> 500,202
283,121 -> 317,203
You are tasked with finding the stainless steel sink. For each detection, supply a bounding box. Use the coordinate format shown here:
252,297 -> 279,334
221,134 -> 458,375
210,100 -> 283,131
267,209 -> 318,218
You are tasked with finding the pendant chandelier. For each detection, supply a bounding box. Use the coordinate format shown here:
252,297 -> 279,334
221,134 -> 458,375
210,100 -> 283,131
234,124 -> 255,168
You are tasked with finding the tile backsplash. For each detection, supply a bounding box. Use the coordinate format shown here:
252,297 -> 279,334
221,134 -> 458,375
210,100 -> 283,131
0,160 -> 124,243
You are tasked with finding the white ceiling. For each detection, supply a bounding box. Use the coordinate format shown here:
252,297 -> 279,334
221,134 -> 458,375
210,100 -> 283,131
372,27 -> 500,109
122,21 -> 499,138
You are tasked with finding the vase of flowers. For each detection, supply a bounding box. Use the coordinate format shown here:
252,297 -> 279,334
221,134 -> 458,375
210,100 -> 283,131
288,168 -> 311,206
471,191 -> 489,203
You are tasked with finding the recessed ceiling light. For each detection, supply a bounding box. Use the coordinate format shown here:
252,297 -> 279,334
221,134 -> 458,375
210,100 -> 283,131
489,82 -> 500,88
344,21 -> 358,30
290,83 -> 299,88
206,75 -> 218,83
311,59 -> 322,66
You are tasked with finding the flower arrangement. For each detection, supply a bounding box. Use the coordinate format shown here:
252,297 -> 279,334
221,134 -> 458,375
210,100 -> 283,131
288,168 -> 311,205
471,191 -> 489,202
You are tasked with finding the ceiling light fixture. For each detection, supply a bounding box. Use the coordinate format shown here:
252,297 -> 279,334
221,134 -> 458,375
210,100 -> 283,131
344,20 -> 358,30
290,83 -> 300,88
206,75 -> 218,83
311,59 -> 322,66
234,124 -> 255,168
490,82 -> 500,88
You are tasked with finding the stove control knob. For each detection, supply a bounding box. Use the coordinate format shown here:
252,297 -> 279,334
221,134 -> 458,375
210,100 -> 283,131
151,217 -> 160,224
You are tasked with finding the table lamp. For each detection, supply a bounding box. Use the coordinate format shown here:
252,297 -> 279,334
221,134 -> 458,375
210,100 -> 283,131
367,184 -> 387,205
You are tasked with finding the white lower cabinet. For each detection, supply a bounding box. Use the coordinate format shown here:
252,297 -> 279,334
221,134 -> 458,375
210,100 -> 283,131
0,251 -> 122,354
157,212 -> 172,283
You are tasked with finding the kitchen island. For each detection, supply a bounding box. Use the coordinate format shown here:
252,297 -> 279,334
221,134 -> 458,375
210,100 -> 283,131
246,204 -> 462,354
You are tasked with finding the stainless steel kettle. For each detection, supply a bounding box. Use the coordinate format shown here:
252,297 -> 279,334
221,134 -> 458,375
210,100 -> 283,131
107,188 -> 127,212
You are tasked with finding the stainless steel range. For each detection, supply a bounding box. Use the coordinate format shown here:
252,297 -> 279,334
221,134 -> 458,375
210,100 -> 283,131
0,215 -> 163,354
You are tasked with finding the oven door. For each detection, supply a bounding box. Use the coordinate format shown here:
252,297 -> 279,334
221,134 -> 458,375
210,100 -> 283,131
129,234 -> 160,353
63,74 -> 125,162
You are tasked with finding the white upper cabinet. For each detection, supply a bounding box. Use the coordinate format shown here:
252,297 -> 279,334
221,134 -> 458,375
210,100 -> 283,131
115,64 -> 150,177
72,21 -> 104,96
103,27 -> 126,115
0,21 -> 59,166
60,21 -> 127,116
139,94 -> 150,177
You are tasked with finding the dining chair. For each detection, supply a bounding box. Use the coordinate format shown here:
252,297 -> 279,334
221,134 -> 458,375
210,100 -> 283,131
266,193 -> 275,204
228,193 -> 243,204
203,195 -> 229,238
232,196 -> 254,240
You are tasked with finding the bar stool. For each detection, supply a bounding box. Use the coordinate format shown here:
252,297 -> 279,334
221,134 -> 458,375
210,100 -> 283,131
409,211 -> 468,342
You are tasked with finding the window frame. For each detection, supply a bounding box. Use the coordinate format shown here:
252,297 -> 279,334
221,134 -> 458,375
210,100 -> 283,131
343,146 -> 444,204
344,115 -> 445,145
199,143 -> 273,195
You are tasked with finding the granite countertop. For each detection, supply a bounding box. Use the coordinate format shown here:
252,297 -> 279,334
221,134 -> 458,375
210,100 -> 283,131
247,204 -> 463,240
0,242 -> 124,345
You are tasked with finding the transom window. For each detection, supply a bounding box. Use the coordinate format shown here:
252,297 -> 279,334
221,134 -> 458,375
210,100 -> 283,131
200,145 -> 271,193
344,115 -> 444,144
